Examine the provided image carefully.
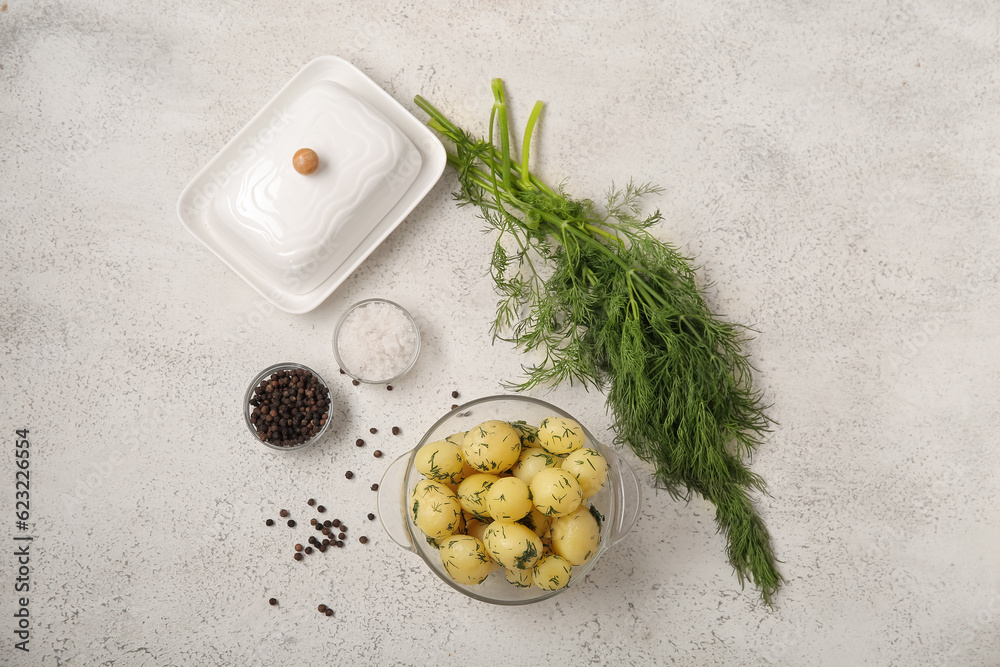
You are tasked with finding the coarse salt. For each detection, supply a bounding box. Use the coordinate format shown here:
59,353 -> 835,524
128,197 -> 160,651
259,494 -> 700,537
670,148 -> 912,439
337,302 -> 418,381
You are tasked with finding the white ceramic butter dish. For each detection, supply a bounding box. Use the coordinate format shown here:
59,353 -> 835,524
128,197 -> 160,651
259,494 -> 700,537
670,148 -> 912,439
177,56 -> 446,314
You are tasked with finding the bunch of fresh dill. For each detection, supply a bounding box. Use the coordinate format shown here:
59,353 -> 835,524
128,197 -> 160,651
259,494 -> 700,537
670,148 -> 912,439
415,79 -> 781,604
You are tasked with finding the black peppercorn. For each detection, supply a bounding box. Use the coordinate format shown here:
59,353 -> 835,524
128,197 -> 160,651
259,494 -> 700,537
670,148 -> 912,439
265,519 -> 275,526
318,604 -> 327,613
317,505 -> 326,513
356,438 -> 365,447
391,426 -> 400,435
345,471 -> 354,479
371,483 -> 379,491
386,385 -> 393,391
367,513 -> 375,520
269,598 -> 278,606
279,509 -> 289,517
294,553 -> 303,561
287,519 -> 296,528
352,379 -> 359,386
294,544 -> 303,552
325,609 -> 333,616
359,536 -> 368,544
307,498 -> 316,506
452,390 -> 459,398
369,427 -> 377,434
305,547 -> 313,555
332,519 -> 341,528
373,450 -> 382,458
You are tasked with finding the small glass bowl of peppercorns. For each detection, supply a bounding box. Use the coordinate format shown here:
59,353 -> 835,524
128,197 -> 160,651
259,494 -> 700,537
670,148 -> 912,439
245,363 -> 332,451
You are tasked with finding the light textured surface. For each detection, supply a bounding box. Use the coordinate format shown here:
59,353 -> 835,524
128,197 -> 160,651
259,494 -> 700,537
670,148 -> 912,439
2,1 -> 999,665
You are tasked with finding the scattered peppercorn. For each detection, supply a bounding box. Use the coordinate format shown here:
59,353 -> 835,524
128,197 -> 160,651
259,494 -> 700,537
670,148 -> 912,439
373,450 -> 382,458
323,520 -> 332,527
345,471 -> 354,479
294,544 -> 303,552
369,427 -> 377,434
452,390 -> 459,399
249,368 -> 330,447
287,520 -> 296,528
336,541 -> 344,548
322,527 -> 331,536
452,404 -> 459,410
265,519 -> 275,526
356,438 -> 364,447
391,426 -> 400,435
310,518 -> 317,526
294,553 -> 303,561
371,483 -> 379,491
325,609 -> 333,617
318,604 -> 327,612
352,379 -> 359,386
315,523 -> 324,531
367,513 -> 375,521
307,499 -> 316,506
269,598 -> 278,606
340,524 -> 347,532
332,519 -> 341,527
317,505 -> 326,513
339,368 -> 345,374
305,547 -> 313,555
338,532 -> 346,540
322,539 -> 330,547
386,385 -> 393,391
279,509 -> 289,517
359,536 -> 369,544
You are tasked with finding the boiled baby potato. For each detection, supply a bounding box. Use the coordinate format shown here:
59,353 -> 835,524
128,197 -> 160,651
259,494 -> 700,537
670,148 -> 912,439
505,566 -> 533,588
414,439 -> 466,485
511,446 -> 560,485
509,420 -> 540,447
439,535 -> 495,585
537,416 -> 586,455
518,505 -> 551,537
484,476 -> 533,522
483,521 -> 543,571
529,468 -> 583,518
465,514 -> 491,543
532,554 -> 572,591
550,505 -> 600,566
445,431 -> 467,447
462,420 -> 522,474
410,480 -> 464,540
560,448 -> 609,498
456,473 -> 500,519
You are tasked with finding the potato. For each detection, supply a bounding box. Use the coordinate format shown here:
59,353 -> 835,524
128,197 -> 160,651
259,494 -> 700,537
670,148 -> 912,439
465,514 -> 491,543
509,420 -> 540,447
414,439 -> 466,485
410,480 -> 463,539
560,448 -> 609,498
444,431 -> 467,447
511,446 -> 560,485
483,522 -> 543,570
550,505 -> 600,566
532,554 -> 572,590
537,416 -> 585,455
517,505 -> 552,537
462,420 -> 522,474
484,476 -> 533,522
456,473 -> 500,519
529,468 -> 583,517
505,567 -> 533,588
439,535 -> 495,585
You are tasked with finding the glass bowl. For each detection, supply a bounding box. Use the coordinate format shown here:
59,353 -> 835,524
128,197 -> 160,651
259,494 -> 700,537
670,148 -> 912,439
376,394 -> 641,605
244,362 -> 332,451
332,298 -> 420,384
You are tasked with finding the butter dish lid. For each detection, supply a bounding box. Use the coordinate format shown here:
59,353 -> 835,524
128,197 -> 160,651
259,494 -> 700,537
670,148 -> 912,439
177,57 -> 446,314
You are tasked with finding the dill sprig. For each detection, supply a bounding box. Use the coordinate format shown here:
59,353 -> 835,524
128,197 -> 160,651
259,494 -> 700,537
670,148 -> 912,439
414,79 -> 782,604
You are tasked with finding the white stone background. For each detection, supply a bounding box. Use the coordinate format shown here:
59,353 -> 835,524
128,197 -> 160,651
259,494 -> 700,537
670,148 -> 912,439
1,0 -> 998,665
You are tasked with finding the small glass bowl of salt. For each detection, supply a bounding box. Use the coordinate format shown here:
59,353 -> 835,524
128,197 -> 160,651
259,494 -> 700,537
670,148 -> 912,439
333,298 -> 421,384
